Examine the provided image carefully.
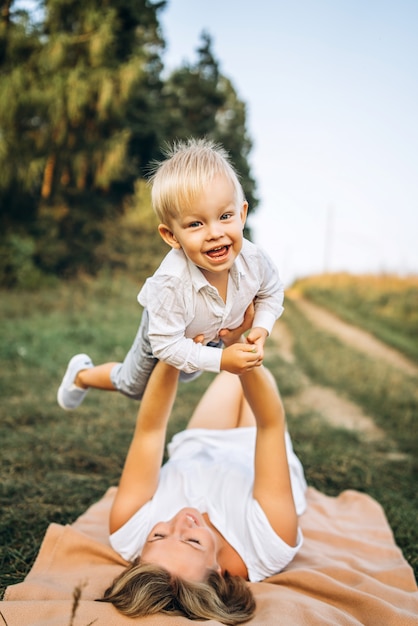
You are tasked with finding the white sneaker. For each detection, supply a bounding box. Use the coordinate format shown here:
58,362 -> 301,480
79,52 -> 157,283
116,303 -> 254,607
57,353 -> 93,410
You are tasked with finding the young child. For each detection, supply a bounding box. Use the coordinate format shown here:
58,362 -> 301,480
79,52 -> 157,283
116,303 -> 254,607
58,138 -> 285,410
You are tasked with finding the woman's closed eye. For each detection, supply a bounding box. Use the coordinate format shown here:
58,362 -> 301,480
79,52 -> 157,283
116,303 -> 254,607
150,533 -> 201,545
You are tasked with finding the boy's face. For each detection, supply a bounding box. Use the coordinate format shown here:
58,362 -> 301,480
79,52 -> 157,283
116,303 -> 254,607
158,174 -> 248,281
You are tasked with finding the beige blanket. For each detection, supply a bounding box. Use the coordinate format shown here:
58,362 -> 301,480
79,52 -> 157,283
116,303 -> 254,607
2,487 -> 417,625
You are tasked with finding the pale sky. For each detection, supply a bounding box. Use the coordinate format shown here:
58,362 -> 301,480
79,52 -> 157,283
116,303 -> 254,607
160,0 -> 418,285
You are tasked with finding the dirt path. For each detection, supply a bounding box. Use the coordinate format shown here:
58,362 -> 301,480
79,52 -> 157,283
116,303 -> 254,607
270,321 -> 386,443
289,294 -> 418,378
269,298 -> 414,456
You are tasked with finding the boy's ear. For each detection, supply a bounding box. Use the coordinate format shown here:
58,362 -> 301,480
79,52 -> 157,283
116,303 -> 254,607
158,224 -> 181,249
240,201 -> 249,227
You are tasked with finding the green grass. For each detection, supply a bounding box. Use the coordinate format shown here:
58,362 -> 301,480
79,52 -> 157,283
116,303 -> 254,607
293,273 -> 418,363
1,271 -> 417,599
282,298 -> 418,573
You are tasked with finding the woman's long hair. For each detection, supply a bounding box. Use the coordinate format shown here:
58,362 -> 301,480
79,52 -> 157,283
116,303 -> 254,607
98,560 -> 256,625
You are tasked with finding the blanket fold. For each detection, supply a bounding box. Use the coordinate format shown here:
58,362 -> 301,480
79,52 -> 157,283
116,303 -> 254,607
2,487 -> 417,625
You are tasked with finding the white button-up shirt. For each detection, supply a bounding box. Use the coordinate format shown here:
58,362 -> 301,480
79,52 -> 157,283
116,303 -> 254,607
110,428 -> 306,581
138,238 -> 284,373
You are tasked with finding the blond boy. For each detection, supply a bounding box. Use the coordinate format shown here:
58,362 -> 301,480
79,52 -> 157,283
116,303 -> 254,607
58,138 -> 284,409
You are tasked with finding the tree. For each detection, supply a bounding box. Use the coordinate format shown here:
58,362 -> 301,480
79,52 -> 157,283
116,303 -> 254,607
0,0 -> 43,224
0,5 -> 258,286
161,31 -> 257,213
213,74 -> 258,215
0,0 -> 166,279
0,1 -> 49,286
35,0 -> 167,275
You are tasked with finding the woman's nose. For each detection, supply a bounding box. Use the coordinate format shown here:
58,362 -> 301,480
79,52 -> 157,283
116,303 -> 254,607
172,513 -> 196,533
176,517 -> 193,531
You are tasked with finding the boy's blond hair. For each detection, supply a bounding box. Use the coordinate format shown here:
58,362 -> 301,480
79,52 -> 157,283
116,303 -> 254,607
148,138 -> 245,225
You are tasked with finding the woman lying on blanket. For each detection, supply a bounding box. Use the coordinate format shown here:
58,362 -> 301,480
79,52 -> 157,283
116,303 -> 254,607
99,318 -> 307,625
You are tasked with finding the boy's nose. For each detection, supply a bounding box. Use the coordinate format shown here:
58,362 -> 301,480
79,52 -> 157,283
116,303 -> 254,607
207,222 -> 224,238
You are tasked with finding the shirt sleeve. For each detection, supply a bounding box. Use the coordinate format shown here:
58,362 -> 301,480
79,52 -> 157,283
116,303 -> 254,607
244,499 -> 303,582
109,501 -> 152,562
138,275 -> 222,373
250,245 -> 285,334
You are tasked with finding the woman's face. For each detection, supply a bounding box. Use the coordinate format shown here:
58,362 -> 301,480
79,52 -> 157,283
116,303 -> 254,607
140,508 -> 221,582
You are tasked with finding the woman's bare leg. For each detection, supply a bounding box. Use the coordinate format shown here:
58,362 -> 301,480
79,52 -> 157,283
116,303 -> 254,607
186,371 -> 256,430
236,394 -> 257,427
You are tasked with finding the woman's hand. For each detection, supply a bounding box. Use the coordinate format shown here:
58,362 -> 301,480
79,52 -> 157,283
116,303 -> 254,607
219,301 -> 255,348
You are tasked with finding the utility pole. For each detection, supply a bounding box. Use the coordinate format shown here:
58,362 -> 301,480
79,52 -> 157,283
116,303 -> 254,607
323,204 -> 334,273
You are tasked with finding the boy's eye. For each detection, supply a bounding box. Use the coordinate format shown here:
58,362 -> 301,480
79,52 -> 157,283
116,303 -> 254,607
188,538 -> 201,544
188,221 -> 202,228
220,212 -> 233,220
152,533 -> 165,539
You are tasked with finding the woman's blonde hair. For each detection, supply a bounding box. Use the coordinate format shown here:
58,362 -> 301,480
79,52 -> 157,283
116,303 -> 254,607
148,137 -> 246,225
99,560 -> 256,625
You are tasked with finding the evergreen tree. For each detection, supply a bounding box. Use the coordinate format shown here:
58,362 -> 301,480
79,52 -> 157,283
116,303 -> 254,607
0,0 -> 166,280
0,1 -> 46,286
0,5 -> 259,286
162,32 -> 257,213
0,0 -> 41,224
34,0 -> 166,275
213,74 -> 258,215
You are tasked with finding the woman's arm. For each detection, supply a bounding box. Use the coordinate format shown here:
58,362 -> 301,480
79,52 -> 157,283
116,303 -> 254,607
109,361 -> 180,534
239,365 -> 298,547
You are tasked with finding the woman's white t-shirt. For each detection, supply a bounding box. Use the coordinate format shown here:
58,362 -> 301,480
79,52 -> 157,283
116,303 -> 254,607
110,427 -> 307,582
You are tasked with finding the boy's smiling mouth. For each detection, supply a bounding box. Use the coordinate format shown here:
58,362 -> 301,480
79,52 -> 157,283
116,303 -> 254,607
205,245 -> 231,259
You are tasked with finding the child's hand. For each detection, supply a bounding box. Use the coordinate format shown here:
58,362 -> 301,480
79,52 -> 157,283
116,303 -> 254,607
219,301 -> 255,347
220,342 -> 263,375
246,326 -> 268,361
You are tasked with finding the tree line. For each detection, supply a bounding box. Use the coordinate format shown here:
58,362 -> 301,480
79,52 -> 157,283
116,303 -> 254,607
0,0 -> 257,287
